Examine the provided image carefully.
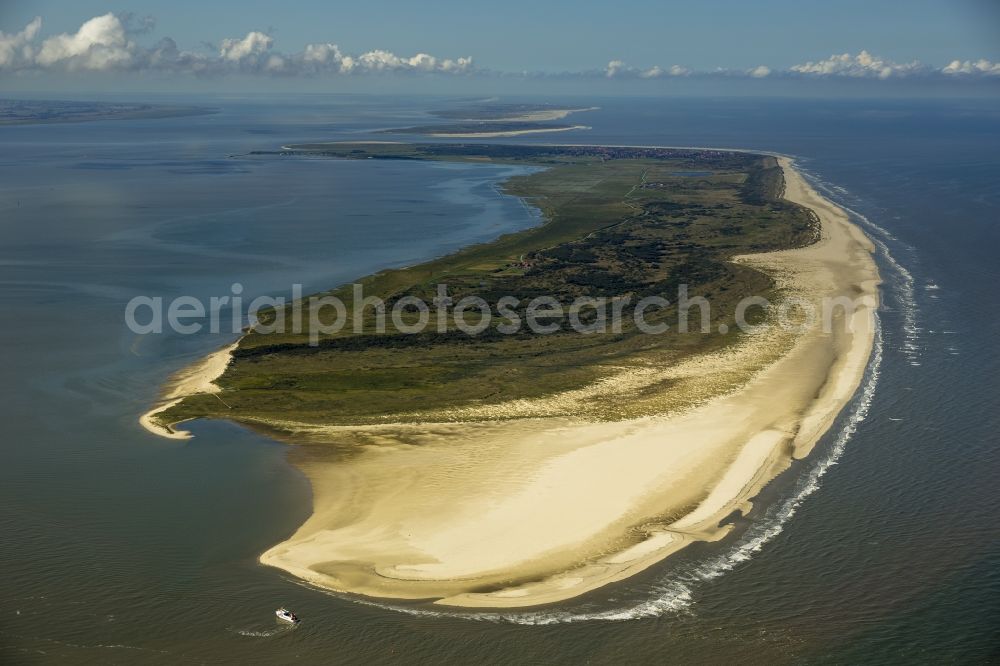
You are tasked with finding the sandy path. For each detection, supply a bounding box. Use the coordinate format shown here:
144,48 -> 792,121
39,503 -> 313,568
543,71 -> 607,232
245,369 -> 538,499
253,157 -> 880,608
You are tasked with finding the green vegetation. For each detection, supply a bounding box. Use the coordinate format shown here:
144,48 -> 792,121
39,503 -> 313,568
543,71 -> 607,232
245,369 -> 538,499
160,143 -> 818,430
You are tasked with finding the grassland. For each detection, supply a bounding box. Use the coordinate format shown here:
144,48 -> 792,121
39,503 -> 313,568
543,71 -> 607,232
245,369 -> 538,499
158,143 -> 818,432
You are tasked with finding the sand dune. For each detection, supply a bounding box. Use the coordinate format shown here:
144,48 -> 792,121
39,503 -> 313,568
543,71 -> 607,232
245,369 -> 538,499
255,157 -> 881,608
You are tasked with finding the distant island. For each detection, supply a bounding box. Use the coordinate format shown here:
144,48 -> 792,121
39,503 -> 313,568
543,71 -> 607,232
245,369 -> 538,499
432,102 -> 600,122
376,121 -> 589,137
0,99 -> 216,126
376,102 -> 596,137
143,141 -> 879,609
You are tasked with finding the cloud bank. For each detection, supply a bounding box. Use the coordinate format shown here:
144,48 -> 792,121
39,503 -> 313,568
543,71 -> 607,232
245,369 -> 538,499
789,50 -> 924,79
786,51 -> 999,80
603,51 -> 1000,81
941,59 -> 1000,76
0,14 -> 473,76
1,14 -> 998,83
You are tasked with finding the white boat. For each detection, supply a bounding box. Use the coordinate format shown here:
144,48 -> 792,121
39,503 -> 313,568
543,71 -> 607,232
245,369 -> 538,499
275,608 -> 299,623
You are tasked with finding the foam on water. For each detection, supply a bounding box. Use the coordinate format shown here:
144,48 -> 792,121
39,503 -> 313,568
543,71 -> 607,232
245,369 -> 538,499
315,311 -> 884,626
495,315 -> 886,626
294,166 -> 912,626
230,624 -> 299,638
801,167 -> 921,366
314,330 -> 892,625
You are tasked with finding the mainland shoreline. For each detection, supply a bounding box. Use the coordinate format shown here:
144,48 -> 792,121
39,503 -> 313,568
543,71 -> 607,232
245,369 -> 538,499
141,151 -> 880,609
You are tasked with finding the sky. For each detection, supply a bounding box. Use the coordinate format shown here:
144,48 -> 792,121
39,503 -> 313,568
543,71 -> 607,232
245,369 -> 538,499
1,0 -> 999,95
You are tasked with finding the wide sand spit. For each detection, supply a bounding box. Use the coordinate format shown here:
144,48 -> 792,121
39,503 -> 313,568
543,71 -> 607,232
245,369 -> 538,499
142,156 -> 880,608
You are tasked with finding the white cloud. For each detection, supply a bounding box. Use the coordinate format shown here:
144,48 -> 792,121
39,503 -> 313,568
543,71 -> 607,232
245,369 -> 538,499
0,15 -> 41,69
0,14 -> 473,77
439,57 -> 473,73
640,64 -> 691,78
606,60 -> 689,79
298,43 -> 472,75
302,42 -> 352,73
219,31 -> 273,62
789,50 -> 924,79
2,16 -> 998,84
359,50 -> 432,71
604,59 -> 627,77
35,13 -> 137,70
296,43 -> 470,75
788,51 -> 1000,80
941,59 -> 1000,76
265,54 -> 287,73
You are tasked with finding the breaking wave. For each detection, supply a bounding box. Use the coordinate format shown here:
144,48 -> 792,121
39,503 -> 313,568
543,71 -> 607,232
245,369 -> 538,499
802,166 -> 921,366
299,164 -> 910,625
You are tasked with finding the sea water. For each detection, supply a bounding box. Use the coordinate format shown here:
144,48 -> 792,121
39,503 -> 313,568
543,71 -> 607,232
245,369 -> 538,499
0,94 -> 996,663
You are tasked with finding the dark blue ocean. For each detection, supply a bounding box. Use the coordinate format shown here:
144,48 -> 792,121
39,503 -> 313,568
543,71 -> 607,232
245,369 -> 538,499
0,95 -> 997,664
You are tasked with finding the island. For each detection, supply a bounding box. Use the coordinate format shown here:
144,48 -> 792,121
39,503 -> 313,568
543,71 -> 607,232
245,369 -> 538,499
376,121 -> 589,137
0,99 -> 216,126
376,102 -> 597,137
431,102 -> 600,122
142,142 -> 879,608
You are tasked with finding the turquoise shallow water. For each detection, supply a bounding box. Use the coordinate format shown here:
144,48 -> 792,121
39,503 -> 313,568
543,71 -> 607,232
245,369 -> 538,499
0,95 -> 997,664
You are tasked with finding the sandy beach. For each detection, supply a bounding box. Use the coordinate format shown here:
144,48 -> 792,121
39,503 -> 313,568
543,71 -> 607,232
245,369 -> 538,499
428,124 -> 590,138
446,107 -> 599,123
249,157 -> 881,608
139,342 -> 238,439
477,107 -> 600,122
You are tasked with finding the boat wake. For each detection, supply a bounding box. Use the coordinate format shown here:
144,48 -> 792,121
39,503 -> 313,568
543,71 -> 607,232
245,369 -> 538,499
230,625 -> 298,638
